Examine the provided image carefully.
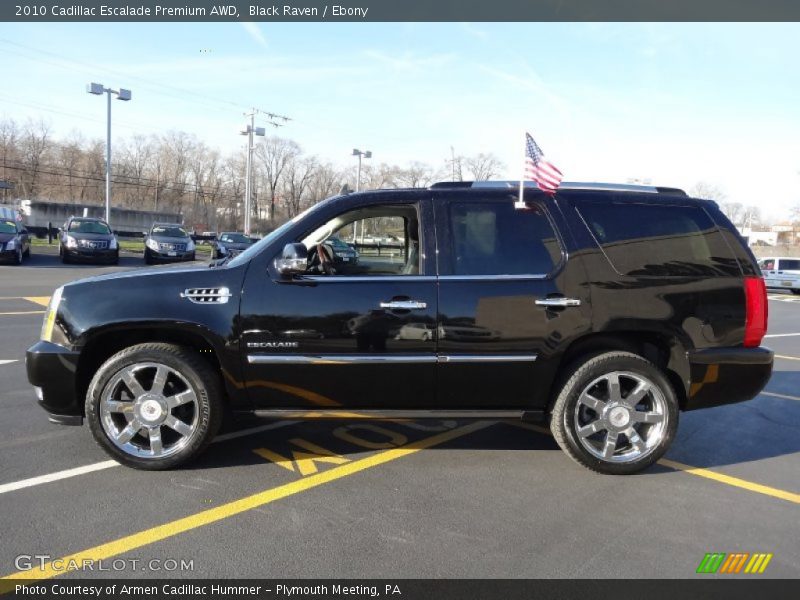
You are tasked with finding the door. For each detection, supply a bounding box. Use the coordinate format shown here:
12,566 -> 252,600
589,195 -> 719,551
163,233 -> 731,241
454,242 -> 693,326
433,190 -> 590,409
239,196 -> 439,410
775,258 -> 800,290
758,258 -> 777,287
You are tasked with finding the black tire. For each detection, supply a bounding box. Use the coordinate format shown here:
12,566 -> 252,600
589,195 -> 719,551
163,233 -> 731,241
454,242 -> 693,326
23,245 -> 30,258
550,351 -> 679,475
86,343 -> 223,470
111,252 -> 119,265
792,289 -> 800,296
61,247 -> 70,264
144,250 -> 154,265
14,247 -> 23,265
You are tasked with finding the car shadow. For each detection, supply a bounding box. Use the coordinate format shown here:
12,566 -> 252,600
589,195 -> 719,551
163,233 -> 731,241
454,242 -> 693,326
183,372 -> 800,474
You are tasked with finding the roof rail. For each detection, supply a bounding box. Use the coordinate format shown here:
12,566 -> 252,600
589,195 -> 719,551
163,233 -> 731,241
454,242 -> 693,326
429,181 -> 686,195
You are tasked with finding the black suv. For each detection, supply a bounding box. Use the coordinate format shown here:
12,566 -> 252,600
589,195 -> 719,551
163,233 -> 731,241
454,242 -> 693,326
26,182 -> 773,473
59,217 -> 119,264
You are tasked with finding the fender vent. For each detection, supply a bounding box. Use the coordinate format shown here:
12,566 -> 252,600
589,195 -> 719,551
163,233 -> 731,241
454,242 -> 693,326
180,287 -> 232,304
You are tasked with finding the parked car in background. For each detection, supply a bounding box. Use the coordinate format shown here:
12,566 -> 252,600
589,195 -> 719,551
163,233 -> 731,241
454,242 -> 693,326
324,236 -> 359,268
758,257 -> 800,294
144,223 -> 195,264
213,232 -> 254,259
59,217 -> 118,265
0,216 -> 30,265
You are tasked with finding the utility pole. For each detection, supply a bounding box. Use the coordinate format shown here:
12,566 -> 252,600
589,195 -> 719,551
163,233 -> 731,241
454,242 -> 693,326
240,108 -> 291,235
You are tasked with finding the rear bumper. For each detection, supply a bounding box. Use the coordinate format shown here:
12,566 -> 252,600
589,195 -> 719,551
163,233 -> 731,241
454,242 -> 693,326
684,346 -> 773,411
26,340 -> 83,424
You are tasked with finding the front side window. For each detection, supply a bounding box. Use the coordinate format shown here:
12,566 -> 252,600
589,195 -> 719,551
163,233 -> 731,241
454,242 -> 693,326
759,259 -> 775,270
444,200 -> 561,276
220,233 -> 251,244
300,204 -> 420,276
578,201 -> 740,277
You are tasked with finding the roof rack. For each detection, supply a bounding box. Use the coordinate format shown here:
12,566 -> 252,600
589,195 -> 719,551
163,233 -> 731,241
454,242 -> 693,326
429,181 -> 686,195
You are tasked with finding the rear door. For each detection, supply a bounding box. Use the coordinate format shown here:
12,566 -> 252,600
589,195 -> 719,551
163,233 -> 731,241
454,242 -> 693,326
433,189 -> 591,409
775,258 -> 800,290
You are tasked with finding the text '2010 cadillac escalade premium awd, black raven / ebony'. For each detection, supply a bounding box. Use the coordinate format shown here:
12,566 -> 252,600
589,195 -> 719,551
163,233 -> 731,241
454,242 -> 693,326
26,182 -> 773,473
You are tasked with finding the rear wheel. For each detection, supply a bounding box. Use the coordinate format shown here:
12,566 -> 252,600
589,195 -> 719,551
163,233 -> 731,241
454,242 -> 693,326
86,343 -> 223,470
792,289 -> 800,296
550,351 -> 678,475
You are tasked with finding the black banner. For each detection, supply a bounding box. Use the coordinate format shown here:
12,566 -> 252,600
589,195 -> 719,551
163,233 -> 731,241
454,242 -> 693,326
2,580 -> 800,600
2,0 -> 800,22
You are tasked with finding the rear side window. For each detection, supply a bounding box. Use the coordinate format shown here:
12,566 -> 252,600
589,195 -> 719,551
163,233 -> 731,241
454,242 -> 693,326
445,201 -> 561,276
780,259 -> 800,271
578,202 -> 740,277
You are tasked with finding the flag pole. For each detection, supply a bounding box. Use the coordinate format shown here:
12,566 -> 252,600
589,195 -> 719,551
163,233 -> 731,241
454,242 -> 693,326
515,131 -> 526,210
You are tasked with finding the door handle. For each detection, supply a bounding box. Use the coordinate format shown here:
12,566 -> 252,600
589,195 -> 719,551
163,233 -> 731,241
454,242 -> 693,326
380,300 -> 427,310
535,297 -> 581,307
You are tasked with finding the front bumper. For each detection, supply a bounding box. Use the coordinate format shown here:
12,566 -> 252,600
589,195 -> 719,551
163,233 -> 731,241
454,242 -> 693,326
685,346 -> 773,411
65,247 -> 118,262
147,249 -> 195,262
26,340 -> 83,425
0,248 -> 19,261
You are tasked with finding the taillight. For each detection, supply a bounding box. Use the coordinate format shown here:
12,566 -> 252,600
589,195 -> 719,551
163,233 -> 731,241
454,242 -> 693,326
743,276 -> 768,347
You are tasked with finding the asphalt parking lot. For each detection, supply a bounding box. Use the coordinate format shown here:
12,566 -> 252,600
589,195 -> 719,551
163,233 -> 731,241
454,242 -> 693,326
0,249 -> 798,581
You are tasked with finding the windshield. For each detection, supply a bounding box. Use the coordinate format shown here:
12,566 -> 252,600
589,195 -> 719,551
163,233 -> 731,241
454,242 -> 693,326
328,237 -> 351,249
0,220 -> 16,234
226,197 -> 337,268
69,220 -> 111,234
151,225 -> 188,238
219,233 -> 251,244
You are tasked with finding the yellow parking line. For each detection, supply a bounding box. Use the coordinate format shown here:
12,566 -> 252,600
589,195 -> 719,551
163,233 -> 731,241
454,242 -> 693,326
508,421 -> 800,505
0,420 -> 495,586
775,354 -> 800,361
24,296 -> 51,307
658,459 -> 800,505
0,310 -> 45,316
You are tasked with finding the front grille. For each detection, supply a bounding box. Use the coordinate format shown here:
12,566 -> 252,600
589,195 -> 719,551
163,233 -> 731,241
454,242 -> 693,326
180,287 -> 232,305
79,239 -> 108,249
227,248 -> 242,257
159,242 -> 187,252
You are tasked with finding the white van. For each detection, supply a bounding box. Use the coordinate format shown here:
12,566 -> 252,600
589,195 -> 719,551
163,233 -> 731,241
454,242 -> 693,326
758,257 -> 800,295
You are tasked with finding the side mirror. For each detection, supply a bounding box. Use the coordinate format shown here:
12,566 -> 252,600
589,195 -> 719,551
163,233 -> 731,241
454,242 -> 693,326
275,243 -> 308,277
20,228 -> 28,235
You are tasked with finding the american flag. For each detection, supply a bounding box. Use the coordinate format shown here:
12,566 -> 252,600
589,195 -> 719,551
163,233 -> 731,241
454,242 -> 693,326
524,133 -> 562,195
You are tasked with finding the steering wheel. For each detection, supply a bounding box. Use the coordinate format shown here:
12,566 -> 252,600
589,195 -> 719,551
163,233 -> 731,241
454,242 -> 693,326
308,242 -> 337,275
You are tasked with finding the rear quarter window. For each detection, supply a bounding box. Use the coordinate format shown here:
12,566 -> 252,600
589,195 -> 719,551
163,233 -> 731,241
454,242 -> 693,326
577,201 -> 741,277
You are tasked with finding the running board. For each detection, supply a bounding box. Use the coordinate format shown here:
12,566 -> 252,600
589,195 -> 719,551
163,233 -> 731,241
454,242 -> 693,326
250,409 -> 545,421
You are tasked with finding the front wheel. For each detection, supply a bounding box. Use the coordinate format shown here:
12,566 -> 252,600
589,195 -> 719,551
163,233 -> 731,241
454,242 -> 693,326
550,351 -> 678,475
86,343 -> 223,470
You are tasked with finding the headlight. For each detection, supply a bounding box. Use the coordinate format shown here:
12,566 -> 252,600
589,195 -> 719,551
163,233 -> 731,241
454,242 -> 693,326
65,235 -> 77,248
41,286 -> 64,342
109,238 -> 118,249
146,238 -> 159,251
186,240 -> 195,252
5,239 -> 16,250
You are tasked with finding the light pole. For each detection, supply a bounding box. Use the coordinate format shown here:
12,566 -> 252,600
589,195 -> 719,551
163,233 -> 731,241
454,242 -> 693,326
87,83 -> 131,226
240,114 -> 266,235
352,148 -> 372,192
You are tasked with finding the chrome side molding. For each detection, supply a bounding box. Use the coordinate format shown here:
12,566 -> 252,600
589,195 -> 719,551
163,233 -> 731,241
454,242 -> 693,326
247,354 -> 538,365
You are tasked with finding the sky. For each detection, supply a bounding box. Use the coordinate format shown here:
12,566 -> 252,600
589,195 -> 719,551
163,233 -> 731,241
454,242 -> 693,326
1,22 -> 799,220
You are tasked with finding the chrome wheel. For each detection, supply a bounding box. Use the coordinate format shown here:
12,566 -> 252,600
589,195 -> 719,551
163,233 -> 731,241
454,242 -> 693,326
573,370 -> 668,463
100,362 -> 199,458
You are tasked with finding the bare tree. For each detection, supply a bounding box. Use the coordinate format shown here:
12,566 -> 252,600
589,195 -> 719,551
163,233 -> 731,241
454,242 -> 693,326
282,156 -> 318,218
396,161 -> 440,188
0,118 -> 20,202
254,136 -> 300,223
18,119 -> 51,198
464,152 -> 503,181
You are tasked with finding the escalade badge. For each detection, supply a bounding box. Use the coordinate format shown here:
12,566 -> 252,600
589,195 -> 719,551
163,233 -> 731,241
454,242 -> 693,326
247,341 -> 299,349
